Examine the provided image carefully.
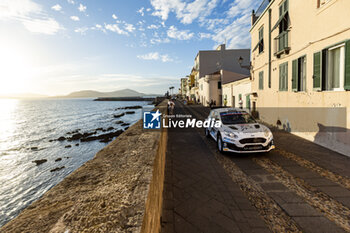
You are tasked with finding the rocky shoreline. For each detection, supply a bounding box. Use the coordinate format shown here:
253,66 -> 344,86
1,101 -> 168,233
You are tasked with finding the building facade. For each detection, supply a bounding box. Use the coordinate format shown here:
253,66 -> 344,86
222,76 -> 252,109
250,0 -> 350,155
191,44 -> 250,106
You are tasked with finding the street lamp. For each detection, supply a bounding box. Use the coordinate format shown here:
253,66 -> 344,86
238,56 -> 253,70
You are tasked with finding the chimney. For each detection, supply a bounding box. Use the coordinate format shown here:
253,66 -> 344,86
251,10 -> 258,25
216,44 -> 225,51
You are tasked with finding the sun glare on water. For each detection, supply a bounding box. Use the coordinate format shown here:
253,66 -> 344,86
0,43 -> 34,95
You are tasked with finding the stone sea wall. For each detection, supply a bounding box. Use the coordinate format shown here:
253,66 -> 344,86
1,101 -> 168,233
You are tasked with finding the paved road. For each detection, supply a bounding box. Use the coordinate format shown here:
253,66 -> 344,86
161,102 -> 350,233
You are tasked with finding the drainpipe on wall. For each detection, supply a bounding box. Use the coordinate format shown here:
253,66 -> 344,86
268,9 -> 272,88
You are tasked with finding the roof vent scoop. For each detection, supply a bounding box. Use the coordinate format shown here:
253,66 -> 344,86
254,124 -> 260,129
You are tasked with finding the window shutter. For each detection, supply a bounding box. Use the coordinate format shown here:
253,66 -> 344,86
345,40 -> 350,90
259,71 -> 264,90
292,59 -> 298,91
279,64 -> 282,91
313,52 -> 321,90
285,62 -> 288,91
284,0 -> 289,12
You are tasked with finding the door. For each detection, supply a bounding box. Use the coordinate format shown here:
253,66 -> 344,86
246,95 -> 250,111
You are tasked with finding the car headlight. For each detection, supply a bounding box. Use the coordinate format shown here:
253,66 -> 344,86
263,128 -> 273,139
224,130 -> 238,139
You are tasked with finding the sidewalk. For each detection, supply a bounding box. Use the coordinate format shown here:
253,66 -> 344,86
161,103 -> 271,233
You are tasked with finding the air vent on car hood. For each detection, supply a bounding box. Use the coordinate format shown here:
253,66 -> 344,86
229,126 -> 238,130
254,124 -> 260,129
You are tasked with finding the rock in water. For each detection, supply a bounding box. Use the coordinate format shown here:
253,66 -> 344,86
115,121 -> 124,124
57,136 -> 66,141
33,159 -> 47,166
114,113 -> 125,118
116,105 -> 142,110
31,147 -> 38,151
65,145 -> 72,148
50,166 -> 65,172
125,111 -> 135,114
55,158 -> 62,162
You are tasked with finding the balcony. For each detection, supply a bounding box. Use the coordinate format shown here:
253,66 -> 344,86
274,30 -> 290,58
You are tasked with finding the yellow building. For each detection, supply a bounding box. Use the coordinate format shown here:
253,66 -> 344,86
250,0 -> 350,155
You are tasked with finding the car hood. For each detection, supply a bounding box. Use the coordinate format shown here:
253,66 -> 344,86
224,123 -> 269,134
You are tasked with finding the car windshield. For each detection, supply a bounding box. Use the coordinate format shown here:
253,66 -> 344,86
220,112 -> 256,125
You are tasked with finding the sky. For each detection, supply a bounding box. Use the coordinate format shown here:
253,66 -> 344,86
0,0 -> 261,96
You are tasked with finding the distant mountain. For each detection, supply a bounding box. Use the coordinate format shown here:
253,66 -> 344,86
62,89 -> 158,98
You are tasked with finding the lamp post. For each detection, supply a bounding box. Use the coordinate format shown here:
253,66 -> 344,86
238,56 -> 253,70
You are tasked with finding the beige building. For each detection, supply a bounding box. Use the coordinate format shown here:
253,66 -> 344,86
222,75 -> 251,109
190,44 -> 250,104
250,0 -> 350,155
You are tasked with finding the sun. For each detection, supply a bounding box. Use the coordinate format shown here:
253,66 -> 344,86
0,44 -> 34,95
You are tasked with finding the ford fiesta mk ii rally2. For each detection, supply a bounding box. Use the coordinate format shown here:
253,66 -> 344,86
205,108 -> 275,153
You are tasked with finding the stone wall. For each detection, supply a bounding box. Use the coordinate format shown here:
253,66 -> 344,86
1,101 -> 168,233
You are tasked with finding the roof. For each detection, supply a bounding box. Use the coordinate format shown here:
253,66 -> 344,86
221,70 -> 250,85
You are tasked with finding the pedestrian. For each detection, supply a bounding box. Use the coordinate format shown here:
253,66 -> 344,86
224,98 -> 227,107
239,98 -> 243,109
169,100 -> 175,114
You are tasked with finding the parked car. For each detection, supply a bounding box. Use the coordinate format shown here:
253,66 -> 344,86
205,108 -> 275,153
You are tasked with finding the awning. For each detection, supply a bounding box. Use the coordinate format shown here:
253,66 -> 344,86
271,11 -> 288,31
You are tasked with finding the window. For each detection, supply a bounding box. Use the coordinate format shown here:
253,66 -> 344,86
273,0 -> 290,56
259,27 -> 264,53
259,71 -> 264,90
292,56 -> 307,92
317,0 -> 332,8
313,41 -> 350,91
279,62 -> 288,91
218,81 -> 222,89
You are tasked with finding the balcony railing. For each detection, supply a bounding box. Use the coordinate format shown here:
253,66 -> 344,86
274,30 -> 290,57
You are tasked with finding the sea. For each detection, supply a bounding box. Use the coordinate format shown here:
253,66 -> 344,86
0,98 -> 153,227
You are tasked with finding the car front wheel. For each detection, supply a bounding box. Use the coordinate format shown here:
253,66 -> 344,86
217,134 -> 223,153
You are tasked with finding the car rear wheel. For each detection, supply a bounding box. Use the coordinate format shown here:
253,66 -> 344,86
217,134 -> 223,153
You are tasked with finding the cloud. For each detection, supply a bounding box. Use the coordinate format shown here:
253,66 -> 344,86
137,7 -> 145,16
199,32 -> 212,39
74,26 -> 89,35
137,52 -> 173,62
124,23 -> 135,32
22,18 -> 63,35
211,13 -> 251,48
227,0 -> 257,18
0,0 -> 63,35
167,25 -> 193,40
150,0 -> 219,24
51,4 -> 62,12
207,0 -> 261,48
147,24 -> 160,29
105,23 -> 128,35
67,0 -> 75,5
78,3 -> 87,12
70,16 -> 79,21
112,14 -> 118,19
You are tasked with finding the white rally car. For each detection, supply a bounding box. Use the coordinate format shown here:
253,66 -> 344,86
205,108 -> 275,153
